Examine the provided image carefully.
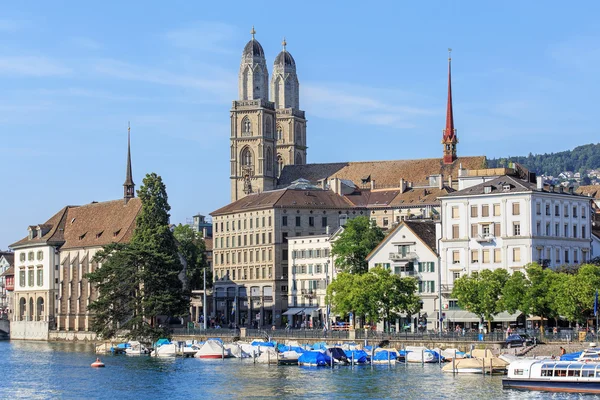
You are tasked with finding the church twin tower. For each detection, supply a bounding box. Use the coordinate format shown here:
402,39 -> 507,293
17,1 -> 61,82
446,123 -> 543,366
230,28 -> 307,201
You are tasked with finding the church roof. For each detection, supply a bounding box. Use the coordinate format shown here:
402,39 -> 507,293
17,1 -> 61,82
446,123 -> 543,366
274,50 -> 296,67
10,198 -> 142,250
243,39 -> 265,58
278,157 -> 486,188
211,188 -> 355,216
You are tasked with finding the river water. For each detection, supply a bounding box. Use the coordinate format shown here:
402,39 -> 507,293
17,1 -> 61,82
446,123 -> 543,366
0,341 -> 588,399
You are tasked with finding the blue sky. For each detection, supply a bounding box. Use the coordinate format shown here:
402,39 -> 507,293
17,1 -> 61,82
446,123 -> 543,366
1,1 -> 600,248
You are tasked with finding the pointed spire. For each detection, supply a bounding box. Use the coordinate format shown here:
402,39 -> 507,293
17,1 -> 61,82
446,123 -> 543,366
443,48 -> 455,142
442,48 -> 458,164
123,122 -> 135,202
250,26 -> 256,40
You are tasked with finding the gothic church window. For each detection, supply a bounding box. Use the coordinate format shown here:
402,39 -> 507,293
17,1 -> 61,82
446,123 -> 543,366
265,117 -> 272,138
277,154 -> 284,176
277,124 -> 283,141
242,116 -> 252,137
241,147 -> 253,169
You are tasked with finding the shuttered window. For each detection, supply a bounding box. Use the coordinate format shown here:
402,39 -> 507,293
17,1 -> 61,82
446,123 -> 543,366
482,249 -> 490,263
512,202 -> 520,216
513,247 -> 521,262
494,248 -> 502,263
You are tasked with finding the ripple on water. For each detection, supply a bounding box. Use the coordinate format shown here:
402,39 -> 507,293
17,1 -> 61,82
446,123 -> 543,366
0,342 -> 589,399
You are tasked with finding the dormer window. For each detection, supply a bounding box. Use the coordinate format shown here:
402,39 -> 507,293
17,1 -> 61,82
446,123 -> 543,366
502,184 -> 512,191
28,229 -> 33,240
78,233 -> 87,241
113,229 -> 121,237
96,231 -> 103,239
37,227 -> 42,238
484,186 -> 492,194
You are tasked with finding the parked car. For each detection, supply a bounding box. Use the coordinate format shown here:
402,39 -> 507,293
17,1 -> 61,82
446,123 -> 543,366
506,334 -> 534,348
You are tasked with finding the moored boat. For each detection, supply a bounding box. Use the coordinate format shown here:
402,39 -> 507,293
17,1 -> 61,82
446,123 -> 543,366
151,339 -> 177,357
442,357 -> 508,374
503,359 -> 600,394
195,339 -> 232,359
125,341 -> 150,356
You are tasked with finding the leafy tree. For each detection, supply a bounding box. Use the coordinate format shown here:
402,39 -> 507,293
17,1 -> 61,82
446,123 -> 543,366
501,270 -> 527,314
452,269 -> 509,331
87,173 -> 187,340
520,264 -> 558,330
326,267 -> 419,330
331,216 -> 385,274
173,224 -> 211,291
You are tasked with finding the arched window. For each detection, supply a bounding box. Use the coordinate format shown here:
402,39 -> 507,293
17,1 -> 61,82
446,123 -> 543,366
241,147 -> 253,170
29,297 -> 33,321
276,124 -> 283,141
265,117 -> 272,138
266,148 -> 273,172
19,297 -> 26,320
277,154 -> 284,177
242,116 -> 252,136
36,297 -> 44,320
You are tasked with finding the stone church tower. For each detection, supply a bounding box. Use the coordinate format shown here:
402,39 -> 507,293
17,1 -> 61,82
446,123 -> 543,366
230,28 -> 278,202
270,38 -> 307,177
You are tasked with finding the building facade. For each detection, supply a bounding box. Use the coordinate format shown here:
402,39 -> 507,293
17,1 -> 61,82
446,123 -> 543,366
0,251 -> 13,314
439,174 -> 593,329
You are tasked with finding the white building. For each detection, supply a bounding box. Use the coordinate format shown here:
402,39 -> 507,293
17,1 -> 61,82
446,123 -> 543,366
0,252 -> 14,316
286,229 -> 341,329
439,174 -> 593,329
366,220 -> 439,332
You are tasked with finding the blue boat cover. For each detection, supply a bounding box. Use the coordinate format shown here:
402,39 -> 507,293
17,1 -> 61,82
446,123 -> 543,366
207,338 -> 223,343
372,350 -> 397,361
154,338 -> 171,347
343,349 -> 368,363
251,341 -> 275,347
298,351 -> 332,366
312,342 -> 327,350
116,343 -> 130,349
560,351 -> 582,361
278,344 -> 305,353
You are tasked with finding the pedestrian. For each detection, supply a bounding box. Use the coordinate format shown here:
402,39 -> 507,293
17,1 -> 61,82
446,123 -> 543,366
560,346 -> 566,356
323,325 -> 328,338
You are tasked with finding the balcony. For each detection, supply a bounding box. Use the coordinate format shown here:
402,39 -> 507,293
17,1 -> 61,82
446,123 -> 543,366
441,284 -> 454,294
389,252 -> 417,261
475,234 -> 494,243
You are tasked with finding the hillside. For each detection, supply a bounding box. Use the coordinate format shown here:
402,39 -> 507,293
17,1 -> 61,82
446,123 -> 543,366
487,143 -> 600,178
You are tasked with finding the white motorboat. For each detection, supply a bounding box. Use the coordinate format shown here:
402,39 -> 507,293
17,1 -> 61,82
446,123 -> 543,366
125,341 -> 150,355
151,342 -> 177,357
442,357 -> 508,374
503,359 -> 600,393
405,346 -> 441,363
195,339 -> 232,359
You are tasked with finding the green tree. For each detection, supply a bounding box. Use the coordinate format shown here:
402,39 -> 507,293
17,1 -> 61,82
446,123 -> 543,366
452,269 -> 509,331
87,173 -> 187,340
331,216 -> 385,274
369,267 -> 420,332
521,264 -> 558,333
501,270 -> 527,314
173,224 -> 211,291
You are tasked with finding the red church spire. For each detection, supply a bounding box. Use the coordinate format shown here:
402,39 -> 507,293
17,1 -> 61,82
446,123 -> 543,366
442,48 -> 458,164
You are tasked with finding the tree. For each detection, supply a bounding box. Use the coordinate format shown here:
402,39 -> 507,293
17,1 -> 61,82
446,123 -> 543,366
87,173 -> 188,340
452,269 -> 509,332
331,216 -> 385,274
521,264 -> 558,332
173,224 -> 211,291
326,267 -> 420,330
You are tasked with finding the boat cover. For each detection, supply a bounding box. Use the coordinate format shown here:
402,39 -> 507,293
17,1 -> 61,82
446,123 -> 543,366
298,351 -> 332,366
343,349 -> 368,363
196,339 -> 226,357
372,349 -> 397,361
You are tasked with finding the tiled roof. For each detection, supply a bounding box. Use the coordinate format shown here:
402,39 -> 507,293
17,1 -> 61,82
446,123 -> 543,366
278,163 -> 348,186
576,185 -> 600,199
278,157 -> 485,188
444,175 -> 569,197
10,207 -> 69,248
61,198 -> 141,249
344,187 -> 453,208
0,266 -> 13,277
211,188 -> 356,216
204,237 -> 213,252
10,198 -> 142,250
404,220 -> 437,252
0,252 -> 14,266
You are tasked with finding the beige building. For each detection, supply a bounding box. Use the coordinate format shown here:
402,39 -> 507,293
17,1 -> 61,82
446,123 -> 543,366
211,181 -> 358,328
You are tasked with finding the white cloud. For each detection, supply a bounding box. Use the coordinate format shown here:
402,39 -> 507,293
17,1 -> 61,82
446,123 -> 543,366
92,58 -> 236,101
0,56 -> 71,76
164,21 -> 238,54
303,83 -> 436,127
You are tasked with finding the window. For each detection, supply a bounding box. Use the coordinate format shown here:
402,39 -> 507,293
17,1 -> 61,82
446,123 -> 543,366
471,224 -> 478,237
28,269 -> 34,287
484,186 -> 492,194
536,222 -> 541,235
482,205 -> 489,217
282,216 -> 288,226
583,225 -> 587,238
573,225 -> 577,238
546,204 -> 550,216
37,268 -> 43,286
20,253 -> 25,262
382,217 -> 389,227
564,224 -> 568,237
494,223 -> 501,237
19,270 -> 25,287
452,251 -> 460,264
28,252 -> 34,261
37,251 -> 43,261
564,205 -> 569,217
482,249 -> 490,263
582,206 -> 586,219
296,216 -> 301,227
321,216 -> 327,227
418,262 -> 435,272
282,232 -> 288,243
573,206 -> 578,218
309,216 -> 315,227
451,206 -> 459,219
512,202 -> 520,215
555,205 -> 560,217
493,204 -> 501,216
565,249 -> 570,264
482,224 -> 491,236
471,250 -> 479,263
536,203 -> 541,215
242,116 -> 252,135
556,248 -> 560,264
494,248 -> 501,263
453,272 -> 460,281
470,206 -> 478,217
513,247 -> 521,262
554,223 -> 559,236
452,225 -> 459,239
513,223 -> 521,236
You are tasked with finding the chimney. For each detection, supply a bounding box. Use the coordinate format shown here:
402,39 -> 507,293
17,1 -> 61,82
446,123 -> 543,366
439,174 -> 444,190
568,186 -> 574,195
370,180 -> 375,190
326,225 -> 330,235
448,175 -> 452,188
536,176 -> 543,191
399,178 -> 406,194
558,186 -> 563,194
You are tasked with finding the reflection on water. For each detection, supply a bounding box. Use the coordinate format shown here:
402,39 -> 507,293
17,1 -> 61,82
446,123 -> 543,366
0,341 -> 587,399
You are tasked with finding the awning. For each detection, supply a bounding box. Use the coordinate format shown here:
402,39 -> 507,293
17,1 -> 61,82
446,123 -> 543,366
445,310 -> 521,323
282,308 -> 305,316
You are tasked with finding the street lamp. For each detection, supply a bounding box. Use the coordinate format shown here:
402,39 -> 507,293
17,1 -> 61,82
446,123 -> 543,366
203,266 -> 207,330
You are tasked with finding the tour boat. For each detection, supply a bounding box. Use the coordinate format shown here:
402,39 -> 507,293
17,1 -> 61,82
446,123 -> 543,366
503,359 -> 600,394
91,358 -> 105,368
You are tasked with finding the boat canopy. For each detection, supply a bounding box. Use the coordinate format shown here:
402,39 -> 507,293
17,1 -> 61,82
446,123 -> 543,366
298,351 -> 331,366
